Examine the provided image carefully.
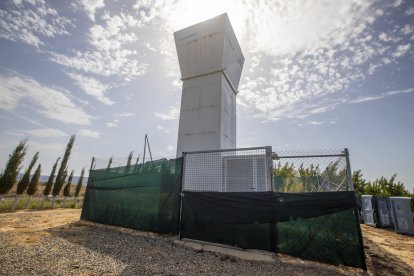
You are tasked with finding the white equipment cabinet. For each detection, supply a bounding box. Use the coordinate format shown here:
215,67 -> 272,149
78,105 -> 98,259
389,197 -> 414,235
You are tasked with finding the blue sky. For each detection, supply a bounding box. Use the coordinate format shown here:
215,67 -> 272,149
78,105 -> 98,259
0,0 -> 413,191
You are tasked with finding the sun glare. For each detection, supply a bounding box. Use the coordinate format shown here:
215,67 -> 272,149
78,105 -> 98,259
166,0 -> 246,38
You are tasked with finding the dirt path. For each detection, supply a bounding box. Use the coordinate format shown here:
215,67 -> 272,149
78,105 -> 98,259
0,209 -> 412,275
361,224 -> 414,275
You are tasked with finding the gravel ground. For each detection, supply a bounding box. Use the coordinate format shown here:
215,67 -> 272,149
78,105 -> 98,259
0,209 -> 364,275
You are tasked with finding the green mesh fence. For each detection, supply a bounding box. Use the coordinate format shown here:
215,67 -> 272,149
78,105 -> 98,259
180,200 -> 272,251
179,175 -> 365,269
276,209 -> 364,268
81,163 -> 365,269
81,158 -> 182,233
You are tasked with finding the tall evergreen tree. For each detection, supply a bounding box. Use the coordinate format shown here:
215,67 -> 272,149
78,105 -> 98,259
63,170 -> 73,197
25,164 -> 41,209
53,135 -> 75,197
16,152 -> 39,194
75,168 -> 85,198
0,140 -> 27,201
125,151 -> 133,172
43,157 -> 60,196
52,169 -> 67,208
106,156 -> 113,170
63,170 -> 73,208
41,157 -> 60,208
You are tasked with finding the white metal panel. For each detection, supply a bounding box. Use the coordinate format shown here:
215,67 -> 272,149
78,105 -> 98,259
176,73 -> 222,156
361,195 -> 376,227
174,14 -> 226,80
222,16 -> 245,89
220,77 -> 236,149
389,197 -> 414,235
174,13 -> 244,157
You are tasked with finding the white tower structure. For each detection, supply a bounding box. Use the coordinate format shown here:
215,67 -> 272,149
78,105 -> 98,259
174,13 -> 244,157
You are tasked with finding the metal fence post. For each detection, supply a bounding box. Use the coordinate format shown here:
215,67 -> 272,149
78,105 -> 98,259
344,148 -> 353,191
177,152 -> 186,240
89,157 -> 95,172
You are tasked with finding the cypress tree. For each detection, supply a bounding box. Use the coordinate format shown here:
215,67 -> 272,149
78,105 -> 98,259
53,135 -> 75,197
125,151 -> 133,173
63,170 -> 73,208
0,140 -> 27,201
41,157 -> 60,208
63,170 -> 73,197
106,156 -> 113,170
25,164 -> 41,209
52,169 -> 67,208
75,168 -> 85,198
16,152 -> 39,194
12,151 -> 39,210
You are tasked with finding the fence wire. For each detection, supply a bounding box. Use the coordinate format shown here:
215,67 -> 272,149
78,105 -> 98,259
273,149 -> 352,192
182,147 -> 273,192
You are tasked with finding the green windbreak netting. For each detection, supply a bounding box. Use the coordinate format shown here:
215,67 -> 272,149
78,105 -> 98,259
180,200 -> 272,251
180,189 -> 365,269
81,158 -> 182,233
277,209 -> 365,269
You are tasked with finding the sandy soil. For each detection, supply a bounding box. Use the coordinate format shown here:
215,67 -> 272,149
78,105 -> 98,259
0,209 -> 412,275
361,224 -> 414,275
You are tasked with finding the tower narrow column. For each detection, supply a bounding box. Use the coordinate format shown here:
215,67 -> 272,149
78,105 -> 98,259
174,14 -> 244,157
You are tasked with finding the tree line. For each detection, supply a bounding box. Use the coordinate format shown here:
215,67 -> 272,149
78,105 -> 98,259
274,161 -> 413,199
0,135 -> 85,210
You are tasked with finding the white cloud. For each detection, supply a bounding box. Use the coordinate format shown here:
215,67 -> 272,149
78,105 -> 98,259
49,12 -> 147,80
0,73 -> 91,125
393,0 -> 403,8
297,120 -> 324,127
400,24 -> 413,35
406,7 -> 414,16
66,72 -> 114,105
350,88 -> 414,103
154,106 -> 179,120
368,63 -> 381,75
156,125 -> 170,134
79,0 -> 105,21
392,43 -> 411,57
8,128 -> 67,138
105,122 -> 117,128
115,113 -> 135,117
78,129 -> 101,138
0,0 -> 73,48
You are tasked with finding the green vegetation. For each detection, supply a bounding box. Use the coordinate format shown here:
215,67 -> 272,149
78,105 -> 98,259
53,135 -> 75,197
25,164 -> 41,208
16,152 -> 39,195
75,167 -> 85,198
0,140 -> 27,200
0,196 -> 81,211
43,157 -> 60,196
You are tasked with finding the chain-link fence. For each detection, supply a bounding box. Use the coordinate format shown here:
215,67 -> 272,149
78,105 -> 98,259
81,147 -> 365,269
183,147 -> 273,192
179,147 -> 365,269
273,148 -> 353,192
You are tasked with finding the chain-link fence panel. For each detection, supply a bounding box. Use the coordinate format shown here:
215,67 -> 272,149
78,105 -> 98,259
81,158 -> 182,233
183,147 -> 273,192
273,149 -> 352,192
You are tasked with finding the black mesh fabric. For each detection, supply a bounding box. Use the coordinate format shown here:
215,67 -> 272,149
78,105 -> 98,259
276,209 -> 365,268
81,167 -> 365,269
180,190 -> 365,269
